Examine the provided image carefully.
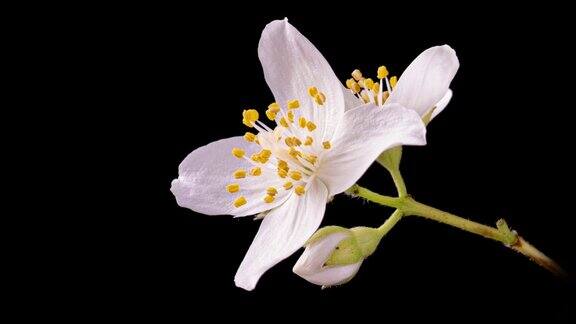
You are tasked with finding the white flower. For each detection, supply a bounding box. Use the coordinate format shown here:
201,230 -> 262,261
343,45 -> 460,121
293,229 -> 362,287
170,19 -> 427,291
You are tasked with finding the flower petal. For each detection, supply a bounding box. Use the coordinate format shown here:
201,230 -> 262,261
431,89 -> 453,120
342,85 -> 363,111
293,232 -> 349,276
258,19 -> 345,141
170,137 -> 289,217
299,262 -> 362,287
234,179 -> 328,290
317,103 -> 426,195
387,45 -> 459,117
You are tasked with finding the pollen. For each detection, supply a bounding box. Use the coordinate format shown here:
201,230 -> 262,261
242,109 -> 259,127
250,153 -> 261,162
250,167 -> 262,176
260,149 -> 272,159
306,121 -> 317,132
278,168 -> 288,178
304,136 -> 313,146
268,102 -> 281,113
352,69 -> 363,81
233,196 -> 247,208
279,117 -> 289,127
226,183 -> 240,193
390,76 -> 397,89
278,160 -> 288,170
287,110 -> 295,123
267,187 -> 278,196
233,169 -> 246,179
244,132 -> 256,142
322,141 -> 332,149
289,171 -> 302,181
308,86 -> 318,97
264,194 -> 275,203
299,116 -> 307,128
371,82 -> 380,93
314,93 -> 326,105
287,99 -> 300,109
363,78 -> 374,89
232,148 -> 245,158
295,185 -> 306,196
283,181 -> 293,190
346,78 -> 361,93
266,109 -> 277,121
377,66 -> 389,79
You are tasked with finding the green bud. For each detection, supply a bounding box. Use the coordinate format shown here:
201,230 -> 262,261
376,146 -> 403,172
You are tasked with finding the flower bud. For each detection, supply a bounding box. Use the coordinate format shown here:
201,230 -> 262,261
293,225 -> 382,288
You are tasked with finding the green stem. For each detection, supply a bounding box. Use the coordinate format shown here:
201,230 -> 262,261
377,209 -> 403,238
349,184 -> 567,277
389,168 -> 408,198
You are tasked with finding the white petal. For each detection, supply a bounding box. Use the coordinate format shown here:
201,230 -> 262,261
258,19 -> 345,141
170,137 -> 289,217
234,179 -> 328,290
342,85 -> 363,111
293,232 -> 349,276
431,89 -> 453,120
317,103 -> 426,195
298,262 -> 362,287
387,45 -> 459,117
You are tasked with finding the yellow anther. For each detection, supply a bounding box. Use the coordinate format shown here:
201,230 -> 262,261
358,79 -> 364,88
260,149 -> 271,158
295,185 -> 306,196
226,183 -> 240,193
305,154 -> 318,165
278,168 -> 288,178
289,171 -> 302,181
390,76 -> 398,89
264,194 -> 275,203
314,93 -> 326,105
382,91 -> 390,102
287,99 -> 300,109
285,137 -> 295,147
371,82 -> 380,93
293,137 -> 302,146
278,160 -> 288,170
283,181 -> 293,190
308,86 -> 318,97
364,78 -> 374,89
304,136 -> 313,146
322,141 -> 332,149
299,116 -> 307,128
377,66 -> 389,79
268,102 -> 281,113
233,196 -> 247,208
233,169 -> 246,179
258,155 -> 269,164
265,109 -> 277,121
287,110 -> 295,123
352,82 -> 361,93
244,132 -> 256,142
250,167 -> 262,176
361,91 -> 370,103
232,148 -> 245,159
289,147 -> 302,158
267,187 -> 278,196
251,153 -> 261,162
345,78 -> 355,89
242,109 -> 259,127
352,69 -> 363,81
279,117 -> 289,127
306,121 -> 317,132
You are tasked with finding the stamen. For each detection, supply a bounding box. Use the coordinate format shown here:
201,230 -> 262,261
314,93 -> 326,105
242,109 -> 259,128
226,183 -> 240,193
233,196 -> 247,208
279,117 -> 289,127
232,148 -> 245,159
295,185 -> 306,196
305,154 -> 317,165
268,102 -> 281,113
283,182 -> 293,190
346,78 -> 361,94
390,76 -> 397,89
371,82 -> 380,93
250,167 -> 262,176
287,110 -> 295,123
322,141 -> 332,149
360,91 -> 370,103
306,121 -> 317,132
377,66 -> 389,79
299,116 -> 307,128
233,169 -> 246,179
304,136 -> 313,146
278,168 -> 288,178
363,78 -> 374,90
308,86 -> 318,97
264,194 -> 275,203
287,99 -> 300,109
289,171 -> 302,181
260,149 -> 272,159
244,132 -> 256,142
250,153 -> 261,162
266,110 -> 277,121
267,187 -> 278,196
352,69 -> 363,81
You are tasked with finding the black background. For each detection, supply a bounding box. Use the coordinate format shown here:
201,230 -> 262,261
96,6 -> 576,322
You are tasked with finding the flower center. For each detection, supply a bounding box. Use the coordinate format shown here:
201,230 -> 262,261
227,86 -> 333,208
345,66 -> 397,107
